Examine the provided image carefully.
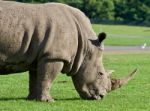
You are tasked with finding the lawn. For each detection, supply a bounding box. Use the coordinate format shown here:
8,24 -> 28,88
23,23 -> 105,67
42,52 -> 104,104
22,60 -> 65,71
0,52 -> 149,111
92,24 -> 150,46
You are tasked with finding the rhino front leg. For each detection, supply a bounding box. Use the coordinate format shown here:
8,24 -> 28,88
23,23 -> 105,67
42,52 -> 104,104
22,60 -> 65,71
27,69 -> 37,100
36,59 -> 63,102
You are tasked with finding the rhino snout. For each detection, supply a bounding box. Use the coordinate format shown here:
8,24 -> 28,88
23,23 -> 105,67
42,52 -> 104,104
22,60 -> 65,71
78,85 -> 107,100
88,88 -> 107,100
79,91 -> 103,100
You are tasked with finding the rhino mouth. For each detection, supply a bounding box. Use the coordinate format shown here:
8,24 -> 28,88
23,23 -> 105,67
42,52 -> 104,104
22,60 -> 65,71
79,90 -> 104,100
79,84 -> 105,100
79,90 -> 103,100
89,89 -> 104,100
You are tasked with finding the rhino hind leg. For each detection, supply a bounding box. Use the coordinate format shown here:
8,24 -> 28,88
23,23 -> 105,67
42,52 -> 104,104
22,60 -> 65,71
36,59 -> 63,102
27,69 -> 37,100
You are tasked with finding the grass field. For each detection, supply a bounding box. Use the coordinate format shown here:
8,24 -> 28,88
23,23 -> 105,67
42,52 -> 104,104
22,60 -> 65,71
0,52 -> 149,111
92,24 -> 150,46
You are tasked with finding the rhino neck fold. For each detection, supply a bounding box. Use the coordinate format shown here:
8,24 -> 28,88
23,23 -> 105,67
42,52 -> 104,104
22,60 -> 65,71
67,18 -> 89,76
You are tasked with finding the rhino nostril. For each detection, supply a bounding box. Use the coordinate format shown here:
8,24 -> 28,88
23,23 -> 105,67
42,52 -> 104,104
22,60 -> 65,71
99,94 -> 104,99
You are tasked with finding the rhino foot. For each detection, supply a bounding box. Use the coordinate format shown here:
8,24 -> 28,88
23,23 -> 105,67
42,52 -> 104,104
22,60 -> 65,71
27,94 -> 37,100
36,95 -> 54,102
27,94 -> 54,102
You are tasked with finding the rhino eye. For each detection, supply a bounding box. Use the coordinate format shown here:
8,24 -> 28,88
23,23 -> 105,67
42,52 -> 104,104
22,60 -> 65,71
96,72 -> 104,79
98,72 -> 103,76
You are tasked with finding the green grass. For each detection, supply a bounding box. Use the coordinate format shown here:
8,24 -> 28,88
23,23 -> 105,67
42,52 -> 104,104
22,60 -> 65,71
0,52 -> 150,111
92,24 -> 150,46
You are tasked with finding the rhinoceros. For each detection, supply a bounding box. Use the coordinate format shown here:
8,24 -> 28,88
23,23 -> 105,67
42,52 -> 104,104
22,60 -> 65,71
0,1 -> 137,102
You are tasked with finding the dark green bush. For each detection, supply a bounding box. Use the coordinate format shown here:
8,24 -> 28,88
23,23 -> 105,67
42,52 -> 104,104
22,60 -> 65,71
16,0 -> 150,25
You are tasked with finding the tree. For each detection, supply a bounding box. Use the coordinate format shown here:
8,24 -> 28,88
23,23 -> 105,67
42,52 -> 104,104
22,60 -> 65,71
81,0 -> 115,21
16,0 -> 150,25
114,0 -> 150,23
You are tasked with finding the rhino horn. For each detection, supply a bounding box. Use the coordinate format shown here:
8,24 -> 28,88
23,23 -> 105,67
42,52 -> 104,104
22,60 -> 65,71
111,68 -> 138,91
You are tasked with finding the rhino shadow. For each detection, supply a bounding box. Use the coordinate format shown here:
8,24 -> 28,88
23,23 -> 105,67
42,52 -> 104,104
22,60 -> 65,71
0,97 -> 26,101
55,97 -> 81,101
0,97 -> 81,101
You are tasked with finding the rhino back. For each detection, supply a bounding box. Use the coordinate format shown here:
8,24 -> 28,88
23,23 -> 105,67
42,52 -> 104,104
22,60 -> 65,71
0,2 -> 96,75
0,4 -> 42,63
0,2 -> 79,73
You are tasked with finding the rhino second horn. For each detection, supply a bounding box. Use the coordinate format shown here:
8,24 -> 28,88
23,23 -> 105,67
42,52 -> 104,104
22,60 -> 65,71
106,69 -> 115,76
111,68 -> 138,91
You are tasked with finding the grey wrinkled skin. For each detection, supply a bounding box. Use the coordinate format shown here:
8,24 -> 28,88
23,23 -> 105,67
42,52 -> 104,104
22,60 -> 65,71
0,1 -> 137,102
72,44 -> 112,100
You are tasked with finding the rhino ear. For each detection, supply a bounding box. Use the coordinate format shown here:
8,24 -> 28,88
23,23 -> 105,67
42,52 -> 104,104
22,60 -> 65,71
98,32 -> 106,43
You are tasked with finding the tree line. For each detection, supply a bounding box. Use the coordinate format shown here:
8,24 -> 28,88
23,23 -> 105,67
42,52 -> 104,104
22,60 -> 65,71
17,0 -> 150,25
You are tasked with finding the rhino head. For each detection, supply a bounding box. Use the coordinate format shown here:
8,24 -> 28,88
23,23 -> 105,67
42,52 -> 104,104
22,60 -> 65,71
72,32 -> 137,100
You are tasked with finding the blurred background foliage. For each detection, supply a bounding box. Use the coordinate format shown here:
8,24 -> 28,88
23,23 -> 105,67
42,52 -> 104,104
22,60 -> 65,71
16,0 -> 150,26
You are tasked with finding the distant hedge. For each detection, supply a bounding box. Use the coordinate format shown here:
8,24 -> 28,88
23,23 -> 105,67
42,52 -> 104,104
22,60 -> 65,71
17,0 -> 150,25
